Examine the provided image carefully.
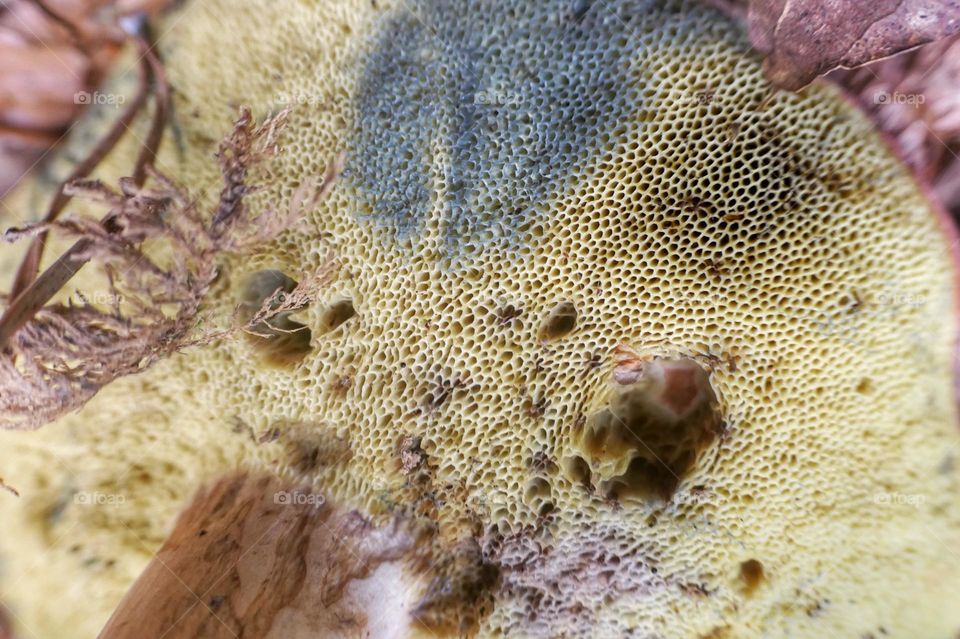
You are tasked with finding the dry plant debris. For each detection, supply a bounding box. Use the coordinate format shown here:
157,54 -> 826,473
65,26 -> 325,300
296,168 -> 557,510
712,1 -> 960,216
0,108 -> 340,430
0,0 -> 172,198
829,34 -> 960,213
748,0 -> 960,90
0,478 -> 18,498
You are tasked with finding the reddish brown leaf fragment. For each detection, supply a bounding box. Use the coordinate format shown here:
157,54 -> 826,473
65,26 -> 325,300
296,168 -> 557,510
749,0 -> 960,90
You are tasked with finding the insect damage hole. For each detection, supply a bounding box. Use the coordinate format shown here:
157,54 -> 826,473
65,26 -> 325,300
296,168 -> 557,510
538,301 -> 578,341
239,270 -> 312,366
570,357 -> 722,502
739,559 -> 765,595
320,298 -> 356,334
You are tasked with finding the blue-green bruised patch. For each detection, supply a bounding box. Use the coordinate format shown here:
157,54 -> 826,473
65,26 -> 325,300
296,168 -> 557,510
345,0 -> 676,265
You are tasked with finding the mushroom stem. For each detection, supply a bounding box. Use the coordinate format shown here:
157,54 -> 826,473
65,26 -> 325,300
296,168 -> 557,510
98,474 -> 421,639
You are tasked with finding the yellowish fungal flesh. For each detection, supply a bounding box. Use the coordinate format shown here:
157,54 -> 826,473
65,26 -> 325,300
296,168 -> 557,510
1,0 -> 959,637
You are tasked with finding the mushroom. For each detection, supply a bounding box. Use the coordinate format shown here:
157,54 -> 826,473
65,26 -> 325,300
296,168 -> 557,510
1,0 -> 960,638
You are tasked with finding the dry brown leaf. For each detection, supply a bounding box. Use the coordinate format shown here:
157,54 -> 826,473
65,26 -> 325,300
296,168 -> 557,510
749,0 -> 960,90
830,34 -> 960,213
0,0 -> 172,199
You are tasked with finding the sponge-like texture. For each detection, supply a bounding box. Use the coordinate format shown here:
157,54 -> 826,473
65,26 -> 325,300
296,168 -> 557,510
1,0 -> 960,637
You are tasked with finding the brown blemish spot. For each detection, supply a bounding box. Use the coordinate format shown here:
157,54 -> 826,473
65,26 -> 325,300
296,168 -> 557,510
330,372 -> 353,395
320,298 -> 356,333
424,374 -> 466,413
0,601 -> 12,639
679,196 -> 717,218
527,450 -> 558,475
740,559 -> 764,592
240,270 -> 312,366
806,598 -> 829,617
841,290 -> 864,313
526,395 -> 550,419
394,433 -> 441,523
399,434 -> 426,475
257,428 -> 281,444
533,356 -> 546,374
586,351 -> 603,369
0,478 -> 19,497
679,582 -> 710,597
495,303 -> 522,326
412,538 -> 500,636
705,257 -> 730,281
280,424 -> 352,474
538,301 -> 578,341
574,357 -> 722,501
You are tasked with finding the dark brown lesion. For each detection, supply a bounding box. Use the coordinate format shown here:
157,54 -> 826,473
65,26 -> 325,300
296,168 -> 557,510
412,538 -> 500,637
239,269 -> 313,366
495,302 -> 522,327
319,298 -> 356,333
570,355 -> 723,502
416,373 -> 470,416
537,301 -> 578,341
280,423 -> 353,474
739,558 -> 765,593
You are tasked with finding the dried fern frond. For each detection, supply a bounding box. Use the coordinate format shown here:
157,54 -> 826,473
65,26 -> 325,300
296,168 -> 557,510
0,108 -> 341,430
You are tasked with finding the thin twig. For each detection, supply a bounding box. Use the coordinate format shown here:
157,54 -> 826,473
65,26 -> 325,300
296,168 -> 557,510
8,47 -> 150,297
133,37 -> 169,185
0,478 -> 19,498
0,29 -> 169,350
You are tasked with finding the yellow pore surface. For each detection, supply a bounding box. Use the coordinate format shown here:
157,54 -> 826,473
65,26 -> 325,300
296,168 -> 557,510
1,0 -> 959,637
